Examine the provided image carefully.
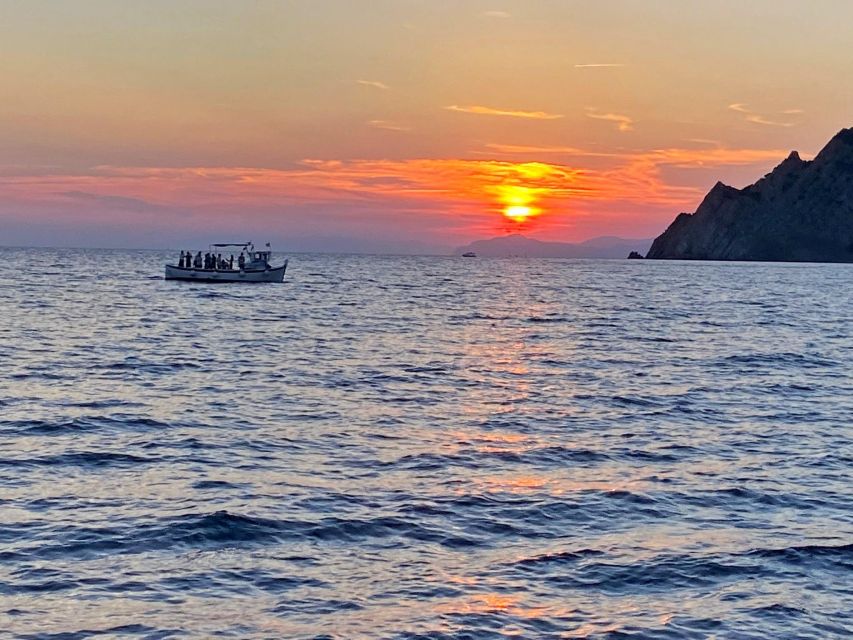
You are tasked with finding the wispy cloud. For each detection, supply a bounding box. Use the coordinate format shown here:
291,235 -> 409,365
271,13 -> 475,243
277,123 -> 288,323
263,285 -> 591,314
445,105 -> 563,120
586,109 -> 634,132
482,144 -> 589,155
368,120 -> 410,132
483,10 -> 511,18
573,63 -> 626,68
479,143 -> 784,171
642,146 -> 790,169
728,103 -> 803,127
684,138 -> 722,147
745,115 -> 795,127
357,79 -> 390,90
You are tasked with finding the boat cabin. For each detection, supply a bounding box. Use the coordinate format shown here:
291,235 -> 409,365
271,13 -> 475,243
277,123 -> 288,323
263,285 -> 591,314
245,250 -> 271,269
204,242 -> 273,271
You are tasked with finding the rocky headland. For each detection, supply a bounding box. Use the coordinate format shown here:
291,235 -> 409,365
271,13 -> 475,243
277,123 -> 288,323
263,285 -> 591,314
647,128 -> 853,262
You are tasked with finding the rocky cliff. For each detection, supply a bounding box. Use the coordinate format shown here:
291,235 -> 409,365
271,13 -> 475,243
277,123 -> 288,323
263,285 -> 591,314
647,128 -> 853,262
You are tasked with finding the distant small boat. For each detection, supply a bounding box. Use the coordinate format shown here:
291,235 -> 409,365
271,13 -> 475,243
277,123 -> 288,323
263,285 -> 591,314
461,251 -> 477,258
165,242 -> 288,283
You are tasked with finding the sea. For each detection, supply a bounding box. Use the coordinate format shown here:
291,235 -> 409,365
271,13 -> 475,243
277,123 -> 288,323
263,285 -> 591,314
0,247 -> 851,639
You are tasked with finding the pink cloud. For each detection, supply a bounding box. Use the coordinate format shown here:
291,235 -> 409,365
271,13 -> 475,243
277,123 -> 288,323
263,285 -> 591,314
0,144 -> 790,246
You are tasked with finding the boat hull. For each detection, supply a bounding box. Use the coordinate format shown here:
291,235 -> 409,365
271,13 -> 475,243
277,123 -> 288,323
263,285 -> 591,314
164,260 -> 288,283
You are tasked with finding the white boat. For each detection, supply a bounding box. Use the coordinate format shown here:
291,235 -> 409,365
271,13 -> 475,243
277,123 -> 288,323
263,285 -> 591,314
165,242 -> 288,283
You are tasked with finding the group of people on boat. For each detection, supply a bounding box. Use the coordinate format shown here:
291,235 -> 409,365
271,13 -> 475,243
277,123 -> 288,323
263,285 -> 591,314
178,250 -> 247,271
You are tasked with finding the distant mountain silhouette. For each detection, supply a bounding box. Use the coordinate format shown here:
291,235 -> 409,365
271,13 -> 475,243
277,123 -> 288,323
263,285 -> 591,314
647,128 -> 853,262
454,234 -> 652,258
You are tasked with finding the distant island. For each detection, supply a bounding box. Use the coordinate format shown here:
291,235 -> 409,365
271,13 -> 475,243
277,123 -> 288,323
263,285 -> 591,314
454,234 -> 652,258
647,128 -> 853,262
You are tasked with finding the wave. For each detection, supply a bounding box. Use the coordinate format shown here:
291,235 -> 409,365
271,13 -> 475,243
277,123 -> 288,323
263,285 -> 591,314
3,416 -> 173,436
15,624 -> 160,639
392,446 -> 610,470
747,542 -> 853,566
539,554 -> 760,592
515,548 -> 606,568
721,352 -> 839,368
0,451 -> 158,468
506,543 -> 853,598
1,511 -> 486,562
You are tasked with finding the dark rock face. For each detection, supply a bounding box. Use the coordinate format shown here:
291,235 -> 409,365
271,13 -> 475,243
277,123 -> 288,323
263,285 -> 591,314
647,128 -> 853,262
627,251 -> 644,259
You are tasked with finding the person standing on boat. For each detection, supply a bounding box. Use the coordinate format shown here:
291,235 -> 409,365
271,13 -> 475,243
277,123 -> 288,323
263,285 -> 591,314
229,254 -> 234,270
179,250 -> 185,267
194,251 -> 202,268
185,251 -> 191,268
238,253 -> 245,270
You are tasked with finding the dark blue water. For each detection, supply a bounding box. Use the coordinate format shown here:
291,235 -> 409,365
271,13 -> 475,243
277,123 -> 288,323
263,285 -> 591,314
1,247 -> 851,639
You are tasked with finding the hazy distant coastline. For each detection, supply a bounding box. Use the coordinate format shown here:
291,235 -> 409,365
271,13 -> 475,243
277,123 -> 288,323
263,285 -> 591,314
454,234 -> 652,258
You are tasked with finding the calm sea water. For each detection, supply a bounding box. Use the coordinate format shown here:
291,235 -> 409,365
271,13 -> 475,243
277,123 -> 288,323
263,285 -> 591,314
0,247 -> 851,639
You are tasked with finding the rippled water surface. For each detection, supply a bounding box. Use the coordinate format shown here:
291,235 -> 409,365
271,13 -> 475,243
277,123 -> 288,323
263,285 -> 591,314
1,247 -> 851,639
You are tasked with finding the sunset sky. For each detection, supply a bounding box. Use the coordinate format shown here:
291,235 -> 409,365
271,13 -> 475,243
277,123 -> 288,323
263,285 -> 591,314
2,0 -> 852,252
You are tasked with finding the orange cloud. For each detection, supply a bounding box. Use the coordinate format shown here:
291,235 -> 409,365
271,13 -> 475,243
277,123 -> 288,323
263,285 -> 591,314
444,105 -> 564,120
0,144 -> 790,241
586,109 -> 634,132
368,120 -> 410,131
357,79 -> 390,90
481,143 -> 591,155
746,115 -> 795,127
728,103 -> 803,127
641,146 -> 788,168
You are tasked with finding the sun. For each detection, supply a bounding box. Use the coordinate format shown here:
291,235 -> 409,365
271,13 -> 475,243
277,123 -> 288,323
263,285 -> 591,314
494,184 -> 544,223
503,204 -> 536,222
